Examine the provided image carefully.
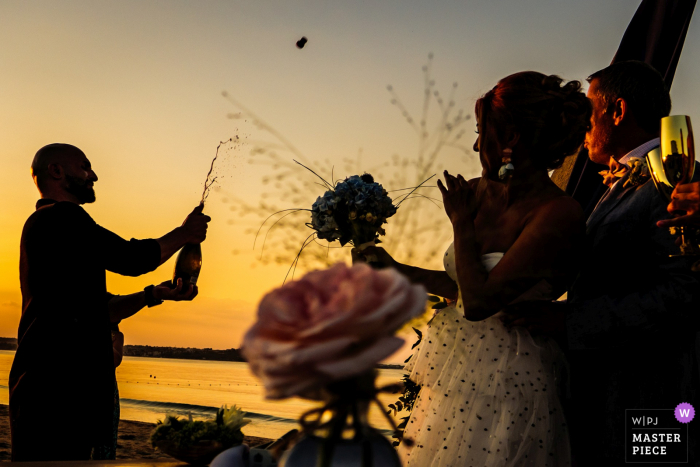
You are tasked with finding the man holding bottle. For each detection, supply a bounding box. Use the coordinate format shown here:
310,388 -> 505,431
9,143 -> 211,461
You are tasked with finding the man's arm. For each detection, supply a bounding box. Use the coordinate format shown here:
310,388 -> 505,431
101,204 -> 210,276
112,330 -> 124,368
107,279 -> 198,323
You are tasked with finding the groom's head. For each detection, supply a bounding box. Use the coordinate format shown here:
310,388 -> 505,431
584,61 -> 671,165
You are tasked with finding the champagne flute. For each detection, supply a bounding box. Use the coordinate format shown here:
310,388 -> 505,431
646,115 -> 698,255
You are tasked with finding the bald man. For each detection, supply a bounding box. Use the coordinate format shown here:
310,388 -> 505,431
9,143 -> 211,461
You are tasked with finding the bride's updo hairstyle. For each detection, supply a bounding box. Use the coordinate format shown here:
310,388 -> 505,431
476,71 -> 592,170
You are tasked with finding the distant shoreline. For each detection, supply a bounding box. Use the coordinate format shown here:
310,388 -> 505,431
0,338 -> 405,369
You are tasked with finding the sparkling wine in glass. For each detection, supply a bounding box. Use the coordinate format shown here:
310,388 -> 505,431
646,115 -> 698,255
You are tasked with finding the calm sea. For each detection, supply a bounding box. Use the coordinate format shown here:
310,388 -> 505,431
0,350 -> 405,439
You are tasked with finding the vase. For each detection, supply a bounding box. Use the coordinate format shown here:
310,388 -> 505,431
280,372 -> 402,467
154,439 -> 225,465
209,444 -> 250,467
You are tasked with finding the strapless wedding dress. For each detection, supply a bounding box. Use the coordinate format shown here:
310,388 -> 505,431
397,244 -> 571,467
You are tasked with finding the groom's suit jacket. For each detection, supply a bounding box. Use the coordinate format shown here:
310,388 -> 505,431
566,159 -> 700,462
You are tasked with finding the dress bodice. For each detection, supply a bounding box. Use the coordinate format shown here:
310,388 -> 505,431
444,242 -> 556,303
443,242 -> 504,281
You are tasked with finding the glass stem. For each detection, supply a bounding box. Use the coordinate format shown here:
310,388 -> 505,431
681,227 -> 687,250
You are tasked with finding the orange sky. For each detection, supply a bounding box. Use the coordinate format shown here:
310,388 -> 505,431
2,1 -> 700,358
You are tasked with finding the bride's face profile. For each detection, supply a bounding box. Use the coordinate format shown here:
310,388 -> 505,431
474,104 -> 508,182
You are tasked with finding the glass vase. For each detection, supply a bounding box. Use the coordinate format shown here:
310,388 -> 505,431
280,372 -> 402,467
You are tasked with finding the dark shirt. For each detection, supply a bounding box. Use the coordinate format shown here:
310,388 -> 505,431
9,199 -> 160,459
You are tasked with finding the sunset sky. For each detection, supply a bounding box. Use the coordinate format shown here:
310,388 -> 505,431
1,0 -> 699,355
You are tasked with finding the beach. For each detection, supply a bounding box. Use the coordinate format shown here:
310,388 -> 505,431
0,404 -> 271,462
0,353 -> 404,461
0,352 -> 404,439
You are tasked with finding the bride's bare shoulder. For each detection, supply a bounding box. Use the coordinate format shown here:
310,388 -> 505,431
531,193 -> 584,230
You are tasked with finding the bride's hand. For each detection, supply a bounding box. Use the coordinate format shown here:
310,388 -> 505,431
351,246 -> 398,268
437,170 -> 476,226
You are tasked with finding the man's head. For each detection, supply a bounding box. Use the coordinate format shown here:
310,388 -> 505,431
31,143 -> 98,204
585,61 -> 671,165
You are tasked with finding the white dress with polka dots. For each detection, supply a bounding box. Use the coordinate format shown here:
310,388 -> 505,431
397,243 -> 571,467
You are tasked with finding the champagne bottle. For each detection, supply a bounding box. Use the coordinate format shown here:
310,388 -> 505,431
173,243 -> 202,287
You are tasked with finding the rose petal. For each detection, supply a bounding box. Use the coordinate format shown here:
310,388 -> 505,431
243,263 -> 425,398
273,336 -> 355,366
378,285 -> 428,331
264,375 -> 321,400
315,336 -> 404,379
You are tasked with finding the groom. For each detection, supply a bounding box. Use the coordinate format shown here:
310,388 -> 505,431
504,61 -> 700,463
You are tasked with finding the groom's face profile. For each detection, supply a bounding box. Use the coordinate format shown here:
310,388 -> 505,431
585,78 -> 615,166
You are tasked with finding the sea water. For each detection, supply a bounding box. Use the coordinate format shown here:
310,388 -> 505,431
0,350 -> 405,439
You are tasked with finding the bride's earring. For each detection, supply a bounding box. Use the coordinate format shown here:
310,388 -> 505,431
498,148 -> 514,180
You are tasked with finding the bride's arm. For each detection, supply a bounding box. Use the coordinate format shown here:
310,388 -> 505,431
394,264 -> 458,299
442,174 -> 583,321
352,248 -> 458,299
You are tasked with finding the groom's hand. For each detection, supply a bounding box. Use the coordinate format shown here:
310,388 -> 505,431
658,182 -> 700,228
500,300 -> 567,340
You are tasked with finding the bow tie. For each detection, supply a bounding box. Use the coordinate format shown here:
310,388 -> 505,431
599,157 -> 628,188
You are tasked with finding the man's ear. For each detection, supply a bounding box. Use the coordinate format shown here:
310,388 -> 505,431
47,163 -> 64,180
612,98 -> 628,126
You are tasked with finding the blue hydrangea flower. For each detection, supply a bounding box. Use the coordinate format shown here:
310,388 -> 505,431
309,173 -> 397,246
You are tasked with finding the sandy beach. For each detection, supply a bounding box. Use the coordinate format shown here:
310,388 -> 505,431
0,405 -> 272,462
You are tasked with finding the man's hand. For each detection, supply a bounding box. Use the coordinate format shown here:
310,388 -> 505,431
157,204 -> 212,265
181,204 -> 211,244
499,300 -> 567,341
657,182 -> 700,228
154,279 -> 198,301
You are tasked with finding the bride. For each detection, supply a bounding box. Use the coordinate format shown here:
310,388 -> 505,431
356,71 -> 591,466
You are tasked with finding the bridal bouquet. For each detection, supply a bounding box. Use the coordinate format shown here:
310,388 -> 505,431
310,173 -> 397,248
255,162 -> 434,279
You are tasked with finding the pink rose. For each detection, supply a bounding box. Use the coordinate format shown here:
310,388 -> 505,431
241,263 -> 426,399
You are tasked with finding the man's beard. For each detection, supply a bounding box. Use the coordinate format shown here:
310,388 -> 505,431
65,174 -> 96,203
